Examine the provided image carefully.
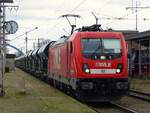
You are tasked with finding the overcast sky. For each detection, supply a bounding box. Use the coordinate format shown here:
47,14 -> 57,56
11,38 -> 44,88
6,0 -> 150,53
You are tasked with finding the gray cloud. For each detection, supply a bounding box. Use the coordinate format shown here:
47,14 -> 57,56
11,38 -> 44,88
8,0 -> 150,52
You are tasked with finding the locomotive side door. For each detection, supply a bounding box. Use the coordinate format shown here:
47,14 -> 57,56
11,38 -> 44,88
67,41 -> 73,77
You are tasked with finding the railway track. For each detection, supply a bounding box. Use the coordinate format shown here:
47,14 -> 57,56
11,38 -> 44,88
87,102 -> 138,113
109,102 -> 138,113
88,106 -> 101,113
129,90 -> 150,102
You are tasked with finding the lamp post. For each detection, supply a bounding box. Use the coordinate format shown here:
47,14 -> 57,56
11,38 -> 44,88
12,27 -> 38,54
126,0 -> 150,31
25,27 -> 38,53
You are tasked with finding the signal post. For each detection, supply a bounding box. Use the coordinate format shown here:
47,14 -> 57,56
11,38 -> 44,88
0,0 -> 14,96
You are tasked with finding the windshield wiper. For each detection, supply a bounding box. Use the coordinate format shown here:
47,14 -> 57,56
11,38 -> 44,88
91,44 -> 102,59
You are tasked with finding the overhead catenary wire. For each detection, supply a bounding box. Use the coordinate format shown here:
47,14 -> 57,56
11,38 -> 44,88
78,0 -> 112,26
69,0 -> 87,13
89,11 -> 137,29
90,1 -> 139,29
59,0 -> 86,34
90,11 -> 150,26
11,38 -> 40,41
99,0 -> 113,11
92,0 -> 131,25
47,0 -> 86,36
10,33 -> 26,41
103,9 -> 141,26
103,0 -> 150,28
95,12 -> 150,21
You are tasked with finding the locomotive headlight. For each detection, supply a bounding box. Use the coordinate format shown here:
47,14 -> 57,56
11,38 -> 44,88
116,69 -> 121,73
85,69 -> 90,73
116,64 -> 123,73
82,63 -> 90,74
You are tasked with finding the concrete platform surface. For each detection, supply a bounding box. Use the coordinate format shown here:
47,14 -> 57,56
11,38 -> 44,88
0,68 -> 96,113
130,78 -> 150,93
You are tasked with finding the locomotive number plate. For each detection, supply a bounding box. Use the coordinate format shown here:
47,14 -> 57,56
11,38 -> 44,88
90,69 -> 116,74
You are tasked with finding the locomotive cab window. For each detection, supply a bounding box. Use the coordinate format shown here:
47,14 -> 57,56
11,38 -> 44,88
81,38 -> 122,60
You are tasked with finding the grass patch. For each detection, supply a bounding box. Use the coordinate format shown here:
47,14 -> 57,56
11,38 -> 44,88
0,69 -> 96,113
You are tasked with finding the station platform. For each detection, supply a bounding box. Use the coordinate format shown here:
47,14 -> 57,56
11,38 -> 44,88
0,68 -> 95,113
130,78 -> 150,93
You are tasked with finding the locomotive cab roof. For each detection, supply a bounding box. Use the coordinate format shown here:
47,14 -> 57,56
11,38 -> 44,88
76,24 -> 104,32
51,24 -> 124,46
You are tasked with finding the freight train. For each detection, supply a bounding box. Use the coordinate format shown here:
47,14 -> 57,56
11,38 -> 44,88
15,25 -> 129,102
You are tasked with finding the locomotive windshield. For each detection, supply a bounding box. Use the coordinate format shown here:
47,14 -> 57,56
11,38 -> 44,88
81,38 -> 122,60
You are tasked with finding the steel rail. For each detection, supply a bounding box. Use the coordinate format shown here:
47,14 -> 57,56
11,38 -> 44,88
129,90 -> 150,102
130,90 -> 150,96
110,102 -> 138,113
88,106 -> 101,113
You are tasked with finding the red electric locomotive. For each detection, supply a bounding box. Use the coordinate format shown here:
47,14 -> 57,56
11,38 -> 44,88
48,25 -> 129,102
